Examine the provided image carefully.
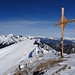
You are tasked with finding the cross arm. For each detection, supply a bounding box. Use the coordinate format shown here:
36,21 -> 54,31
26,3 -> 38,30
66,19 -> 75,23
55,19 -> 75,26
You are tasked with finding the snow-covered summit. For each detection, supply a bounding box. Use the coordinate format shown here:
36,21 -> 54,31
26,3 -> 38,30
0,34 -> 75,46
0,34 -> 75,75
0,34 -> 27,48
0,37 -> 55,75
65,37 -> 75,41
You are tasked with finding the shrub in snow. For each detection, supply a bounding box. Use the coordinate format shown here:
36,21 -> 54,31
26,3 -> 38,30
19,63 -> 28,69
57,52 -> 61,56
7,74 -> 11,75
67,65 -> 71,69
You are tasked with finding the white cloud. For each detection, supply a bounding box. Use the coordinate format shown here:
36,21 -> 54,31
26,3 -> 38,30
0,19 -> 74,37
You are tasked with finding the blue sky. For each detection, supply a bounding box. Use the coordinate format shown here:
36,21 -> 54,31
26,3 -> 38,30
0,0 -> 75,37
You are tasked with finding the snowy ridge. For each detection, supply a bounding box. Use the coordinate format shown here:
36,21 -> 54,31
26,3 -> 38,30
0,39 -> 36,74
0,34 -> 27,49
0,34 -> 26,44
0,34 -> 75,49
65,37 -> 75,40
0,38 -> 54,75
34,35 -> 75,41
0,34 -> 75,75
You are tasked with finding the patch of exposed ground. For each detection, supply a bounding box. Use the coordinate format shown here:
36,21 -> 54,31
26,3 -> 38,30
4,59 -> 65,75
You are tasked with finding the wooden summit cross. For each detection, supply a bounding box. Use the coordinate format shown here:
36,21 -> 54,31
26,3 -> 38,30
55,7 -> 75,57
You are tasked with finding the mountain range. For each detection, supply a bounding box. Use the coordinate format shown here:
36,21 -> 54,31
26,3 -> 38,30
0,34 -> 75,75
0,34 -> 75,54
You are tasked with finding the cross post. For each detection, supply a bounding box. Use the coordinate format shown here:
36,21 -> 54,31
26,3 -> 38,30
55,7 -> 75,57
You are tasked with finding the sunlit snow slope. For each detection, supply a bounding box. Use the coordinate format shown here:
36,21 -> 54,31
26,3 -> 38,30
0,39 -> 36,74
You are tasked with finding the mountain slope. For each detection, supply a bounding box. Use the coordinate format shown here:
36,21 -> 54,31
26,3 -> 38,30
0,38 -> 53,75
0,34 -> 26,49
0,39 -> 36,74
34,37 -> 75,54
0,34 -> 75,75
